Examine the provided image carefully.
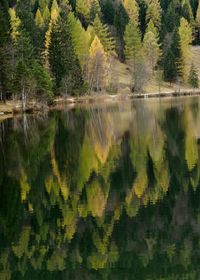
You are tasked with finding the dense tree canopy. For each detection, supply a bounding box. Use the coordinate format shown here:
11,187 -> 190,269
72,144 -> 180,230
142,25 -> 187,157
0,0 -> 199,100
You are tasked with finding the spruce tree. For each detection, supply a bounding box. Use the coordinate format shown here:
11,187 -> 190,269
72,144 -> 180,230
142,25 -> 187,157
49,7 -> 83,95
123,0 -> 139,25
114,3 -> 129,60
124,20 -> 142,62
146,0 -> 162,30
90,0 -> 102,22
182,0 -> 194,23
102,0 -> 115,25
93,15 -> 115,55
0,0 -> 10,102
68,12 -> 91,68
188,64 -> 199,88
163,29 -> 181,82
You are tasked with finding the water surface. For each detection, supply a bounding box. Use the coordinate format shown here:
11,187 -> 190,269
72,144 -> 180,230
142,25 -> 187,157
1,97 -> 200,279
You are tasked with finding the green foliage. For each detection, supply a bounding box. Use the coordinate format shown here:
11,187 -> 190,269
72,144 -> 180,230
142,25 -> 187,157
49,8 -> 83,95
188,63 -> 199,88
0,0 -> 199,99
93,14 -> 115,55
124,20 -> 141,61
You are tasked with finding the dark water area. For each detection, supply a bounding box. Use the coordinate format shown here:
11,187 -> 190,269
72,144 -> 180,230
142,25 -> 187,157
1,97 -> 200,279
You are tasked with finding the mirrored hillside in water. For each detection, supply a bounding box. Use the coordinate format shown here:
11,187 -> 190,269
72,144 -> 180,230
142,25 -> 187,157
1,97 -> 200,279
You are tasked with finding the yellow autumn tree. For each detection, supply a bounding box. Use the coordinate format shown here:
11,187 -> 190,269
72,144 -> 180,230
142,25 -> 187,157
178,17 -> 193,81
35,8 -> 44,28
86,35 -> 108,93
9,8 -> 21,42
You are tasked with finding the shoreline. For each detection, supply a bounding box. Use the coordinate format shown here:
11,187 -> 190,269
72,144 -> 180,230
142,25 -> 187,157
0,90 -> 200,121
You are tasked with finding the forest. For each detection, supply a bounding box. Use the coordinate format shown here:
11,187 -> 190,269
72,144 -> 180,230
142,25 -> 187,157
1,100 -> 200,279
0,0 -> 200,104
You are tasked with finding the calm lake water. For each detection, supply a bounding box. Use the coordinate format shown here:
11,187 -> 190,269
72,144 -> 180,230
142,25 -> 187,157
1,97 -> 200,279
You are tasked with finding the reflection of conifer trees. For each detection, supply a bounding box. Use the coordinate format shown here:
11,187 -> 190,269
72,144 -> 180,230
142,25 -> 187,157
1,100 -> 200,278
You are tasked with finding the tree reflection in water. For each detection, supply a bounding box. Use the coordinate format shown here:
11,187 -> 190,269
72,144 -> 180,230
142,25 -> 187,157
0,98 -> 200,279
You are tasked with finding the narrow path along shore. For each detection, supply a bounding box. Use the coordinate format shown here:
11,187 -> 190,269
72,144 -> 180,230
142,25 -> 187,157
1,89 -> 200,120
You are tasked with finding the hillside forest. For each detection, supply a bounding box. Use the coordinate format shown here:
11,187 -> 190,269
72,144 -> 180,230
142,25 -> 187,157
0,0 -> 200,102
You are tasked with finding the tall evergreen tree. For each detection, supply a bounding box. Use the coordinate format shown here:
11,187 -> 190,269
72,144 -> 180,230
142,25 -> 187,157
146,0 -> 162,30
124,20 -> 142,62
114,3 -> 129,60
49,6 -> 83,95
162,29 -> 181,82
188,63 -> 199,88
123,0 -> 140,25
178,17 -> 193,81
0,0 -> 10,101
93,14 -> 115,55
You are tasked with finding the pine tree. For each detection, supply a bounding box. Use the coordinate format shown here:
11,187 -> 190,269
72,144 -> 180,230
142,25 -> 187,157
123,0 -> 139,25
188,64 -> 199,88
163,29 -> 181,82
124,20 -> 146,92
68,12 -> 91,68
124,20 -> 142,62
93,15 -> 115,55
49,8 -> 83,95
182,0 -> 194,23
178,17 -> 193,81
143,22 -> 161,74
146,0 -> 162,30
76,0 -> 90,26
114,3 -> 129,60
0,0 -> 10,102
90,0 -> 102,22
35,8 -> 45,28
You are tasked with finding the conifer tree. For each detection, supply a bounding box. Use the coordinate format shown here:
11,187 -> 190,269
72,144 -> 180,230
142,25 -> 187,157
0,0 -> 10,102
163,29 -> 181,82
93,15 -> 115,55
143,21 -> 161,74
146,0 -> 162,30
49,7 -> 83,95
188,64 -> 199,88
124,20 -> 146,92
76,0 -> 90,26
87,35 -> 108,92
35,9 -> 45,28
178,17 -> 193,81
90,0 -> 102,22
123,0 -> 139,25
68,12 -> 91,68
114,3 -> 129,60
182,0 -> 194,23
43,6 -> 50,23
124,20 -> 142,62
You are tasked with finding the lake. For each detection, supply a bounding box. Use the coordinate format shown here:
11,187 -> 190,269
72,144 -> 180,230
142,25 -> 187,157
0,97 -> 200,279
